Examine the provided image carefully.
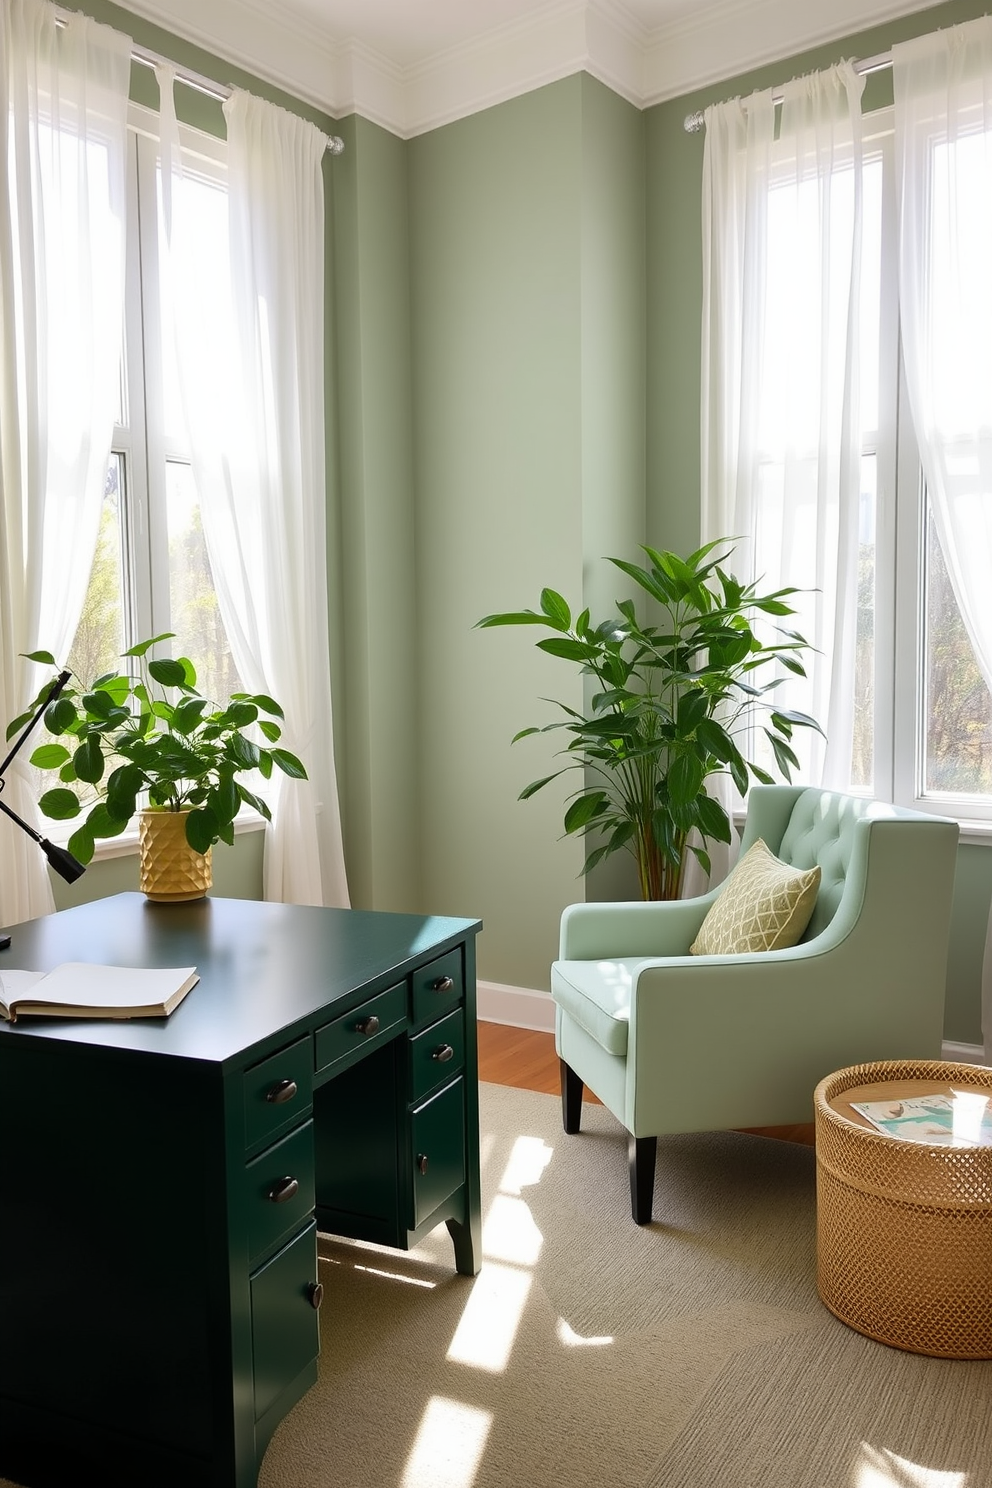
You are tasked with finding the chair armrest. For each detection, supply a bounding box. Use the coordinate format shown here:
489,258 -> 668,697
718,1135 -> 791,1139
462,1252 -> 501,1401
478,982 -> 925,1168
559,892 -> 721,959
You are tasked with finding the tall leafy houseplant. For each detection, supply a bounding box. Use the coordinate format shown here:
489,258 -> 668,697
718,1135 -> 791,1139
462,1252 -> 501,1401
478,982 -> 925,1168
477,541 -> 822,899
9,634 -> 307,864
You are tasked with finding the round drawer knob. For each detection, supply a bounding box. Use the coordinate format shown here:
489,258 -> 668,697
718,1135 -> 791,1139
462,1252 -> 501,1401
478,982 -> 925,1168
431,975 -> 455,993
432,1044 -> 455,1063
416,1153 -> 429,1175
268,1175 -> 300,1204
307,1282 -> 324,1311
355,1014 -> 380,1036
265,1078 -> 298,1105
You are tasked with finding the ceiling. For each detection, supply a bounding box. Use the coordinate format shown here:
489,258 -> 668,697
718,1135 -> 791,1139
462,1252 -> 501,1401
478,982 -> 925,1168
123,0 -> 933,136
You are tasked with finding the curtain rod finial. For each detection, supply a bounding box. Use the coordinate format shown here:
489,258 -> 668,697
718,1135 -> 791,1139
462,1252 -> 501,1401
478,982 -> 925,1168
684,110 -> 705,134
327,135 -> 345,155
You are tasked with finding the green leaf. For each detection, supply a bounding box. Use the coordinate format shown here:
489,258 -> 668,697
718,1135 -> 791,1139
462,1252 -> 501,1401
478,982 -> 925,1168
172,697 -> 209,733
696,793 -> 732,843
45,697 -> 78,734
22,649 -> 58,666
688,842 -> 712,878
73,736 -> 104,784
539,589 -> 571,630
237,784 -> 272,820
123,633 -> 174,658
211,776 -> 240,825
511,726 -> 541,743
476,610 -> 553,628
269,748 -> 308,780
221,701 -> 259,729
230,733 -> 261,769
87,803 -> 130,839
67,823 -> 96,866
518,773 -> 561,800
258,752 -> 273,780
535,637 -> 599,663
148,657 -> 188,688
5,710 -> 33,741
38,788 -> 82,821
29,743 -> 71,770
667,752 -> 705,806
563,791 -> 608,834
258,719 -> 282,743
185,807 -> 218,854
676,688 -> 710,736
178,656 -> 197,688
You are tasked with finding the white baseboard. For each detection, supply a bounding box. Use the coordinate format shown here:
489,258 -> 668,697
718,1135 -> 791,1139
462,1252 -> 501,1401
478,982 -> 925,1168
478,981 -> 988,1065
478,980 -> 555,1033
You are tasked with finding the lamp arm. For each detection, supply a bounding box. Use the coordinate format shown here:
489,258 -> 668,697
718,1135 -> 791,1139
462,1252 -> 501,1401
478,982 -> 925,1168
0,668 -> 85,886
0,669 -> 72,779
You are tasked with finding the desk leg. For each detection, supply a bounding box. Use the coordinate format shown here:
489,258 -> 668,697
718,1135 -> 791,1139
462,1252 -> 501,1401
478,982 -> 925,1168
445,1210 -> 481,1276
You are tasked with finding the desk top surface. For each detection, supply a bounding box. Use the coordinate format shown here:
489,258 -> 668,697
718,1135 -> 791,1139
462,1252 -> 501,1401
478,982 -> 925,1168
0,893 -> 481,1067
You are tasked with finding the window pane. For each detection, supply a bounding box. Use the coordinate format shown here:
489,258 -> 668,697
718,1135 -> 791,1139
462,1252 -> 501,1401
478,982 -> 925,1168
924,507 -> 992,796
166,460 -> 243,706
68,454 -> 125,682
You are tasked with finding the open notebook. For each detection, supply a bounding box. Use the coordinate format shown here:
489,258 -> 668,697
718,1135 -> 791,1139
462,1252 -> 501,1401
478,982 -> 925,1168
0,963 -> 198,1024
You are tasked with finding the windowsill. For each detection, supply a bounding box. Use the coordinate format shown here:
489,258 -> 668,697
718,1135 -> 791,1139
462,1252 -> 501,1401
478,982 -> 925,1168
87,810 -> 267,863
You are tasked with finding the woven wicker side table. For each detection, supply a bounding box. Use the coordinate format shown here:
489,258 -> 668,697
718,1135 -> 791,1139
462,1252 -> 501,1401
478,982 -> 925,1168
814,1059 -> 992,1358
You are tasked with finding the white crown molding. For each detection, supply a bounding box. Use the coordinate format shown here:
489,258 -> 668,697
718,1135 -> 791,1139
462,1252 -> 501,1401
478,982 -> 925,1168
641,0 -> 937,105
119,0 -> 939,136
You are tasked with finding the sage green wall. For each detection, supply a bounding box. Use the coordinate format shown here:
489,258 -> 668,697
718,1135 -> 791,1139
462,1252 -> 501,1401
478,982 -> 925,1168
330,115 -> 420,912
408,76 -> 645,987
646,0 -> 992,1046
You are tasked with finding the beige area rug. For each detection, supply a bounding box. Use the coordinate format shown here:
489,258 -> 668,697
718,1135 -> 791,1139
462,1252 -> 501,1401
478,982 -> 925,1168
257,1083 -> 992,1488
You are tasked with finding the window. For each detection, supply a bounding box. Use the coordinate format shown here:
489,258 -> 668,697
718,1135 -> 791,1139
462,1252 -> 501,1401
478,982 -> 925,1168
68,107 -> 242,707
753,105 -> 992,825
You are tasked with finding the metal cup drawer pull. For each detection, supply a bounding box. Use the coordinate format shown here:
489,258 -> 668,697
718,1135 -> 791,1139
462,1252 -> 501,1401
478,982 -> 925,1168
432,975 -> 455,993
265,1078 -> 298,1105
268,1175 -> 300,1204
307,1282 -> 323,1311
432,1043 -> 455,1063
416,1153 -> 429,1175
355,1014 -> 380,1036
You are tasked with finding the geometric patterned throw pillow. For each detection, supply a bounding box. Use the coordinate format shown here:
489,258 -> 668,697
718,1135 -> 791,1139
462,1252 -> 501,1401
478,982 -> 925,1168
689,838 -> 821,956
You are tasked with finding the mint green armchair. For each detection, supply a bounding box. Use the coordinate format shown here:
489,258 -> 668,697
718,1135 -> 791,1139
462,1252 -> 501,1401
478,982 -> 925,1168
552,786 -> 959,1223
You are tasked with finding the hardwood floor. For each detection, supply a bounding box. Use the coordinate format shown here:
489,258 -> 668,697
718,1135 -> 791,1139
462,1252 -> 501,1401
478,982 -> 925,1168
477,1020 -> 816,1146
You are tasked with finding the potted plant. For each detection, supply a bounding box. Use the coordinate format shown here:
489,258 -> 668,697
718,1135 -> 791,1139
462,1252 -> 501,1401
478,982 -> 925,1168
477,540 -> 822,899
8,634 -> 307,900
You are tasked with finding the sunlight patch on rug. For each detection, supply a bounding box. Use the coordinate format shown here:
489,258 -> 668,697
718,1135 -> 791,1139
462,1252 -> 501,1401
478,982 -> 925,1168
853,1444 -> 968,1488
401,1398 -> 491,1488
446,1261 -> 531,1371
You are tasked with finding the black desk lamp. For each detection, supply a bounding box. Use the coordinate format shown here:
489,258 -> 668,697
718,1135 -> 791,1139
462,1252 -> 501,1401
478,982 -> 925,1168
0,669 -> 86,949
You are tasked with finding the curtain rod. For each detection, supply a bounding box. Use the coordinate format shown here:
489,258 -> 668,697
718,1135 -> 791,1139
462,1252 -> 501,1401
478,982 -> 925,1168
682,49 -> 892,133
54,6 -> 345,154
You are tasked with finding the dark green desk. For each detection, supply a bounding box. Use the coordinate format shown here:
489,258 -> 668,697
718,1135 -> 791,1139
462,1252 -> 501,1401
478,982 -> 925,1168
0,893 -> 482,1488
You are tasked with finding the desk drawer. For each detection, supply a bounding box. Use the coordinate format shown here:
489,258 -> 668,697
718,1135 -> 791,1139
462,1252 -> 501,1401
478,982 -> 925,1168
409,1008 -> 465,1103
411,1078 -> 465,1229
412,949 -> 463,1027
244,1037 -> 313,1151
246,1120 -> 315,1262
251,1220 -> 320,1422
315,982 -> 407,1074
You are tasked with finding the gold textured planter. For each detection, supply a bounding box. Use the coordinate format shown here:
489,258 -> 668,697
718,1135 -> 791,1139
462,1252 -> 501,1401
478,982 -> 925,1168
138,809 -> 212,902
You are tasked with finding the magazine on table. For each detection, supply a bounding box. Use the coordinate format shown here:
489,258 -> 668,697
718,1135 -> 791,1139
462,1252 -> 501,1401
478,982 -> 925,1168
850,1090 -> 992,1147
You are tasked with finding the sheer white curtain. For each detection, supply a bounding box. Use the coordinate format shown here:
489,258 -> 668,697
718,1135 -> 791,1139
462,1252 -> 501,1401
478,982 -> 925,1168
156,73 -> 348,907
893,17 -> 992,1062
0,0 -> 130,923
699,63 -> 866,891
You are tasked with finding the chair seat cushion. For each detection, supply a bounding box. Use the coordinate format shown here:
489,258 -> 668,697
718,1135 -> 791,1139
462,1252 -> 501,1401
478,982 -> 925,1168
690,837 -> 820,956
551,958 -> 649,1056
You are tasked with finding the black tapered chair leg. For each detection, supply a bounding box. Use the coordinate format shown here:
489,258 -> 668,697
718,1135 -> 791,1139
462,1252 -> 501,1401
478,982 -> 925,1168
560,1059 -> 583,1134
628,1134 -> 657,1224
